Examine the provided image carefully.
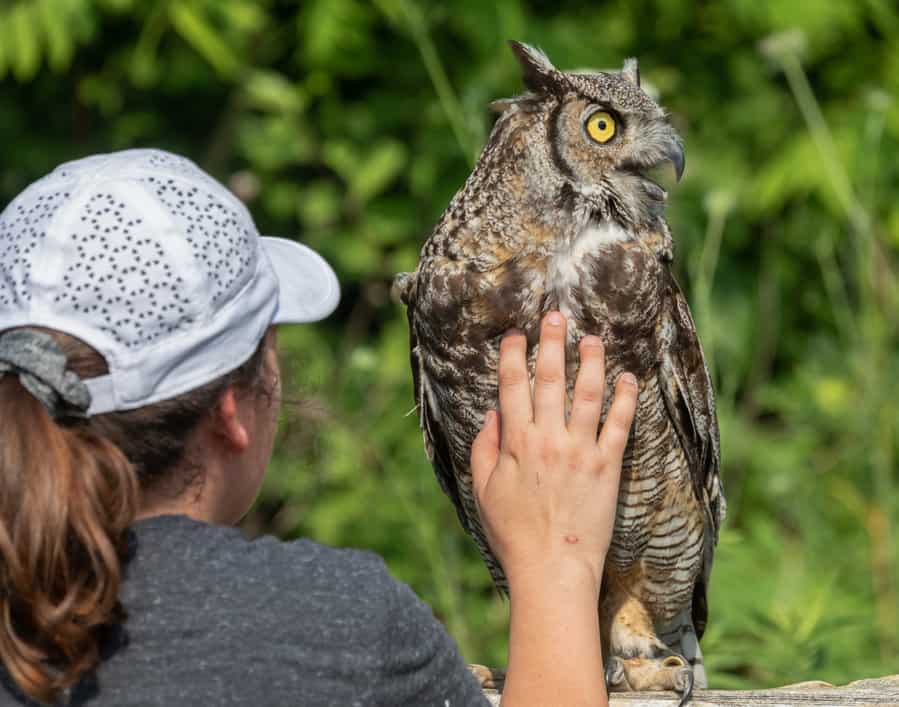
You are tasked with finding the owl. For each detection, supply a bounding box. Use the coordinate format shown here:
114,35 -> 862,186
394,42 -> 725,704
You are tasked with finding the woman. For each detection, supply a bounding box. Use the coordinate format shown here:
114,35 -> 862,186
0,150 -> 637,706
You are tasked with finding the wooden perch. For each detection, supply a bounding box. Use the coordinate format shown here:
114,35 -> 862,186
479,672 -> 899,706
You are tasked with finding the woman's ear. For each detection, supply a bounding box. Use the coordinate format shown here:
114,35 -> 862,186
214,388 -> 250,452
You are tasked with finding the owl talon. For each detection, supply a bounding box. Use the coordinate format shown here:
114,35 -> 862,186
604,656 -> 628,691
606,653 -> 696,704
675,666 -> 694,707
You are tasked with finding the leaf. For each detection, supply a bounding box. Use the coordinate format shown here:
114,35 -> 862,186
168,1 -> 241,78
244,71 -> 306,115
215,0 -> 267,35
237,115 -> 315,170
350,140 -> 407,203
321,140 -> 356,184
887,206 -> 899,249
0,9 -> 8,80
297,180 -> 342,229
37,0 -> 73,71
97,0 -> 134,10
9,2 -> 41,81
748,134 -> 819,214
298,0 -> 374,73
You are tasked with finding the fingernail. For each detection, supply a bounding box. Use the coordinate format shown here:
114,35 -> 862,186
582,335 -> 603,348
546,311 -> 563,326
484,410 -> 495,424
504,328 -> 523,338
621,373 -> 638,387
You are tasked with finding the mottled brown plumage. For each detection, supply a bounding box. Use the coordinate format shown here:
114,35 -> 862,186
395,42 -> 725,700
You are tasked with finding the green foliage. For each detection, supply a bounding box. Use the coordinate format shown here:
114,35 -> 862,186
2,0 -> 898,688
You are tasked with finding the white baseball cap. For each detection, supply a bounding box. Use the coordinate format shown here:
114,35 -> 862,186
0,149 -> 340,415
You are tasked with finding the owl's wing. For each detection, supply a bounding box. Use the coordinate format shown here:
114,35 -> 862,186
407,305 -> 472,534
658,273 -> 724,639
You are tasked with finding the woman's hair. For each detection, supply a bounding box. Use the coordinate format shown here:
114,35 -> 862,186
0,327 -> 271,703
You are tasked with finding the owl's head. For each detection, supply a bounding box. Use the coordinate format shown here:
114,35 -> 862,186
500,41 -> 684,226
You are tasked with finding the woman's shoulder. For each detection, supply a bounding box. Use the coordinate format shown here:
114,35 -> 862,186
129,513 -> 392,594
122,513 -> 413,672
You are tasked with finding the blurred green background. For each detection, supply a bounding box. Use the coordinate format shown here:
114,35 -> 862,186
2,0 -> 897,689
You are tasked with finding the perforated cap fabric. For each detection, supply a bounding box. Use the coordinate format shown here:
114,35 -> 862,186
0,149 -> 340,415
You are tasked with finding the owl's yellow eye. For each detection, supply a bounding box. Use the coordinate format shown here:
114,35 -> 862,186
585,111 -> 616,144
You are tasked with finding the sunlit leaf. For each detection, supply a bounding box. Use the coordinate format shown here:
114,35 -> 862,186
36,0 -> 73,70
299,0 -> 374,73
245,71 -> 306,115
168,1 -> 241,78
9,2 -> 41,81
350,140 -> 407,203
297,181 -> 342,229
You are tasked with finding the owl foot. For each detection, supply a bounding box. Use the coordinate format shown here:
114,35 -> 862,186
467,663 -> 505,690
605,654 -> 694,706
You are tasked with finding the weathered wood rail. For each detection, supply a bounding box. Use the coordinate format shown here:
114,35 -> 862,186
481,674 -> 899,706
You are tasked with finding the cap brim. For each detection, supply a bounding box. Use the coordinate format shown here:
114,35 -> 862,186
262,237 -> 340,324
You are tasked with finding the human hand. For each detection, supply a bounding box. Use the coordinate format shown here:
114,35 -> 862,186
470,311 -> 638,594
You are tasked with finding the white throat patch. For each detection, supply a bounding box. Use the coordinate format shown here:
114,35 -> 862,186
548,221 -> 631,289
546,220 -> 632,323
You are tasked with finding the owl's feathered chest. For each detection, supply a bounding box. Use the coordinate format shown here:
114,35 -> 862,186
412,212 -> 669,384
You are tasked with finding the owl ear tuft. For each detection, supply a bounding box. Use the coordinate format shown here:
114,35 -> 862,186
622,57 -> 640,87
508,40 -> 564,95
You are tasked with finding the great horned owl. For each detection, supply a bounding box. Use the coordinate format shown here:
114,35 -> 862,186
395,41 -> 725,703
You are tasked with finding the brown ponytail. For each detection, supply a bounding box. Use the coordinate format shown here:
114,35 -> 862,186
0,375 -> 137,703
0,328 -> 270,703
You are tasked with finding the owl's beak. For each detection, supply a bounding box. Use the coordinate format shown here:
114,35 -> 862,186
668,140 -> 685,182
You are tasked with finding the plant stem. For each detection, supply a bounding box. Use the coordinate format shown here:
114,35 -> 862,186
387,0 -> 477,164
779,54 -> 871,240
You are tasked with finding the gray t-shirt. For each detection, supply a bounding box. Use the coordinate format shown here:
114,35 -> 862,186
1,515 -> 488,706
